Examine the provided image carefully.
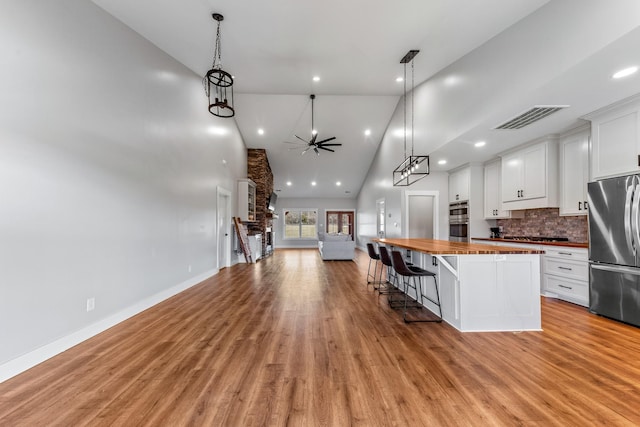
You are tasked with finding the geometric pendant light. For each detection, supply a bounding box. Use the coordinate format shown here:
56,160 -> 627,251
393,49 -> 429,186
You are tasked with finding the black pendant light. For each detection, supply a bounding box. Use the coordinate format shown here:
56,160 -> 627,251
203,13 -> 234,118
393,50 -> 429,186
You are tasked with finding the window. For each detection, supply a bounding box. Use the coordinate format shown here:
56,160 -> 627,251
326,211 -> 354,239
284,209 -> 317,239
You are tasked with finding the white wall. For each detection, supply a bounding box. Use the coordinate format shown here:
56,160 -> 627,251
0,1 -> 247,379
275,197 -> 357,248
356,100 -> 450,249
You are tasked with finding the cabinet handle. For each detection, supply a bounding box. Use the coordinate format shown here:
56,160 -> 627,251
578,201 -> 582,210
558,252 -> 572,256
432,257 -> 438,266
558,284 -> 573,290
558,266 -> 573,271
584,201 -> 588,210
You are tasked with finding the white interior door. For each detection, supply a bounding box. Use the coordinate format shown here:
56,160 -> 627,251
217,187 -> 231,269
404,191 -> 439,239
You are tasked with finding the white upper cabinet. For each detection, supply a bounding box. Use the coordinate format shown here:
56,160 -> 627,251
484,159 -> 522,219
500,139 -> 558,210
448,167 -> 470,203
559,128 -> 589,216
586,95 -> 640,180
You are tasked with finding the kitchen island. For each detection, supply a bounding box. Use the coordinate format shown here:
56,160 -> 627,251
374,238 -> 545,332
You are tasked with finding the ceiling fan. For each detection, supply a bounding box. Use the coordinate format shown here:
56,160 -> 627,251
284,94 -> 342,156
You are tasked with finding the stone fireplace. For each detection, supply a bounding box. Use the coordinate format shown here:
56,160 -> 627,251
246,149 -> 274,255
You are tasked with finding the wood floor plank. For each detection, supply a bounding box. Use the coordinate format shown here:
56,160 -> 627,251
2,248 -> 640,426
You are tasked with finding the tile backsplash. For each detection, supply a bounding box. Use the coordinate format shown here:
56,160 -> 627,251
497,208 -> 588,242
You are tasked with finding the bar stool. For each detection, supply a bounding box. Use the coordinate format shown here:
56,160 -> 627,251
366,243 -> 382,290
377,246 -> 405,306
390,250 -> 442,323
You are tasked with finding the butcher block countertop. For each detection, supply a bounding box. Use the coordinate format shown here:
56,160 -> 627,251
472,237 -> 589,249
374,238 -> 545,255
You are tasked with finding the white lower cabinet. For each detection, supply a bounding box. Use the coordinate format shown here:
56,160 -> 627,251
542,247 -> 588,307
473,240 -> 589,307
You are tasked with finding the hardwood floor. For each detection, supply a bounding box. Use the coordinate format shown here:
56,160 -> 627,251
2,248 -> 640,426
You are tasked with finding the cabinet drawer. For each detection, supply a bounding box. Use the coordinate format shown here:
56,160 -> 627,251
544,257 -> 588,281
544,275 -> 588,306
544,247 -> 588,261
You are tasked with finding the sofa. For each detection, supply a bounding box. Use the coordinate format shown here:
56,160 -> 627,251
317,232 -> 355,260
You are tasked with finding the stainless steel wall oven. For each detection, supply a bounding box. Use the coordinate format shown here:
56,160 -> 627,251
449,201 -> 469,242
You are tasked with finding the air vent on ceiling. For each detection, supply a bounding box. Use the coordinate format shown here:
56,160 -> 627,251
494,105 -> 569,130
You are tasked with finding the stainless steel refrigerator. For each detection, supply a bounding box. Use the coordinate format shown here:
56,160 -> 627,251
588,175 -> 640,327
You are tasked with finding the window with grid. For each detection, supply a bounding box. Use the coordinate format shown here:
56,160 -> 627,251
283,209 -> 317,239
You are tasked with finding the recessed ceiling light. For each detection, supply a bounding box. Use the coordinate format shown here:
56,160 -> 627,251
364,129 -> 371,136
612,66 -> 638,79
336,181 -> 342,186
396,77 -> 403,82
311,181 -> 317,186
313,76 -> 320,82
286,181 -> 292,186
438,160 -> 447,165
474,141 -> 486,147
257,128 -> 265,135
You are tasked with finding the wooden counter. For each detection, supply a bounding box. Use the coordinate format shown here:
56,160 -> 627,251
374,238 -> 545,255
373,238 -> 542,332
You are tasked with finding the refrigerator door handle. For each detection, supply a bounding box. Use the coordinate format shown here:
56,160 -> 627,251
591,262 -> 640,276
634,179 -> 640,253
625,182 -> 635,253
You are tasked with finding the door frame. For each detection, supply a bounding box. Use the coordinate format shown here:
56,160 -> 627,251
217,186 -> 232,270
403,190 -> 439,239
376,198 -> 386,238
325,209 -> 356,239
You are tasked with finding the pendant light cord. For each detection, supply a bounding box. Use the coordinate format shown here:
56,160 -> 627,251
211,20 -> 222,69
411,59 -> 415,157
403,62 -> 407,159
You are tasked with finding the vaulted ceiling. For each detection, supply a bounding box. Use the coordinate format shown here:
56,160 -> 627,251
93,0 -> 640,198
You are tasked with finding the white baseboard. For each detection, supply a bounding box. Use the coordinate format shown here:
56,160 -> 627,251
0,268 -> 218,384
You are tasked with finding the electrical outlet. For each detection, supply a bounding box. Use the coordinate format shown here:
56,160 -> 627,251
86,297 -> 95,312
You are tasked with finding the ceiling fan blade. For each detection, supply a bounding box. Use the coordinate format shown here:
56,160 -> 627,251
287,146 -> 304,151
315,136 -> 336,145
311,133 -> 318,145
317,143 -> 342,147
283,141 -> 305,145
295,135 -> 309,144
314,147 -> 320,155
301,147 -> 312,155
318,146 -> 335,152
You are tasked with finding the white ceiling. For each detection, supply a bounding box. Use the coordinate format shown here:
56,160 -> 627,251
92,0 -> 640,198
